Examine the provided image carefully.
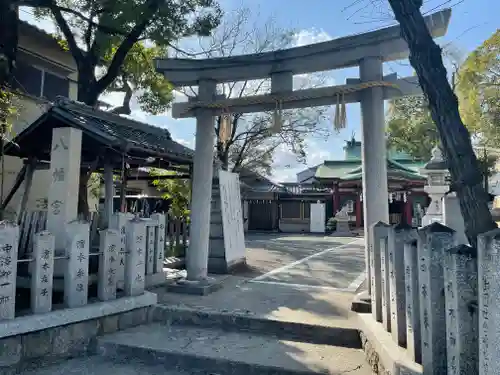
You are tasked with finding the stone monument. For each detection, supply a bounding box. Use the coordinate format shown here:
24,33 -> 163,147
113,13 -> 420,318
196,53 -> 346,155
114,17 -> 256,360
208,168 -> 246,273
333,205 -> 355,236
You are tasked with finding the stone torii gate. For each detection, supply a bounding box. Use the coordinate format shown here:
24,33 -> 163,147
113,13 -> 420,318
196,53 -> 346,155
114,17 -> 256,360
155,9 -> 451,293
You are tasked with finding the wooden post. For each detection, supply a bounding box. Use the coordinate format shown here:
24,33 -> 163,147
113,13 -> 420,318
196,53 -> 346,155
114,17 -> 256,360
119,156 -> 128,213
17,158 -> 36,222
103,163 -> 114,228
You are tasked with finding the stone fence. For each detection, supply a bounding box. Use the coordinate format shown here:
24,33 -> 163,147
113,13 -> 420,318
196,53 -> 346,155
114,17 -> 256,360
368,221 -> 500,374
0,212 -> 166,321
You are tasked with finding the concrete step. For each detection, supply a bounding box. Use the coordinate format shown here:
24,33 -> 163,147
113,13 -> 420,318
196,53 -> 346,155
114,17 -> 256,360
151,305 -> 361,348
96,323 -> 372,375
17,356 -> 197,375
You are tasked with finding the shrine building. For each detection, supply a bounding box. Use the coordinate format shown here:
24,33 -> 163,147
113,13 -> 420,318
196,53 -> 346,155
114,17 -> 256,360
243,138 -> 430,233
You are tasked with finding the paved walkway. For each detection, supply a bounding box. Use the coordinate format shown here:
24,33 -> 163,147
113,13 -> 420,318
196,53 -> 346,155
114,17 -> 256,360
21,234 -> 370,375
153,234 -> 366,328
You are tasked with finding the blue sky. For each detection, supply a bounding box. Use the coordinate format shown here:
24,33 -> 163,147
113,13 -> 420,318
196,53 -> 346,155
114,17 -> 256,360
20,0 -> 499,181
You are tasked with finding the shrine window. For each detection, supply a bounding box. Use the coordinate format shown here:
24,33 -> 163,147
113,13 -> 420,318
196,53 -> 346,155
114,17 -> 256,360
281,201 -> 302,219
281,201 -> 311,220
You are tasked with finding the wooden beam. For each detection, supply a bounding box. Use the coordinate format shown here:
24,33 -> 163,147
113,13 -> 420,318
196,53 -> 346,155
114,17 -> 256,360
172,76 -> 422,118
0,164 -> 27,212
128,174 -> 191,182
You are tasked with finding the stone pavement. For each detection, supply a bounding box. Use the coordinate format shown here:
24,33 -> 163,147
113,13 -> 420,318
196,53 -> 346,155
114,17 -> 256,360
20,234 -> 371,375
154,235 -> 366,328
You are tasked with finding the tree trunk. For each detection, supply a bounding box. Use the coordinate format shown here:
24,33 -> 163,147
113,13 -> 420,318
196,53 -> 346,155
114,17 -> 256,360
388,0 -> 496,247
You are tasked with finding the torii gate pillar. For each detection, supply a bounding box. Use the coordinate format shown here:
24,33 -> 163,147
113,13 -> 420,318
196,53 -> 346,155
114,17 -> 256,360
186,79 -> 217,281
360,57 -> 390,296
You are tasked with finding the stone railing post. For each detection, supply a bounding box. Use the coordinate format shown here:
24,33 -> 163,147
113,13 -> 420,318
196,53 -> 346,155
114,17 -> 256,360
98,229 -> 120,301
379,224 -> 391,332
109,212 -> 128,289
31,231 -> 55,314
151,213 -> 166,274
0,222 -> 19,320
146,223 -> 156,275
478,229 -> 500,375
371,221 -> 390,323
124,217 -> 147,296
64,220 -> 90,308
404,235 -> 421,364
418,222 -> 455,375
388,223 -> 415,347
443,244 -> 478,375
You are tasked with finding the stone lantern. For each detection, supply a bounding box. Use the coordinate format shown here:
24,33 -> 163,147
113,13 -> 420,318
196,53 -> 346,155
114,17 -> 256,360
419,146 -> 449,226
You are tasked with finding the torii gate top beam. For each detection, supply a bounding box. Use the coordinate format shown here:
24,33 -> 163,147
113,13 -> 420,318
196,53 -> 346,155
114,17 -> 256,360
156,9 -> 451,87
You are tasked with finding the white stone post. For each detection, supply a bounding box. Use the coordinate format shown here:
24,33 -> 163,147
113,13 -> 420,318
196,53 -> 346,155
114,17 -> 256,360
98,229 -> 120,301
418,222 -> 455,375
444,244 -> 478,375
371,221 -> 390,323
46,127 -> 82,255
124,218 -> 147,296
478,229 -> 500,375
186,79 -> 216,281
360,57 -> 389,296
388,224 -> 415,347
31,231 -> 55,314
109,212 -> 128,289
151,213 -> 166,273
146,224 -> 155,275
404,237 -> 421,364
64,221 -> 90,308
0,222 -> 19,320
380,231 -> 391,332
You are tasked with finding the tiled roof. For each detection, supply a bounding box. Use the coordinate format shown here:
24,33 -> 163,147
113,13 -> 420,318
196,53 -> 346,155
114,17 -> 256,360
5,98 -> 193,164
315,159 -> 425,181
54,99 -> 193,159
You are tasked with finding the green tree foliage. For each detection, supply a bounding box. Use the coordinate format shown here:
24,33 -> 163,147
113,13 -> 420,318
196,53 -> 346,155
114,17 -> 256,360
386,95 -> 439,160
150,169 -> 191,220
385,31 -> 499,192
19,0 -> 221,217
457,30 -> 500,146
30,0 -> 222,110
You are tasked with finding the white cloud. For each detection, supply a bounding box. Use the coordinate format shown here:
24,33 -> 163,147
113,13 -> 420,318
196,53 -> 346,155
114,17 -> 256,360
291,29 -> 333,47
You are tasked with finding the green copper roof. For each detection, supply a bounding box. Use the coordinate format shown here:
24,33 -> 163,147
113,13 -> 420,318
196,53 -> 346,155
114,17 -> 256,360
315,158 -> 426,181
